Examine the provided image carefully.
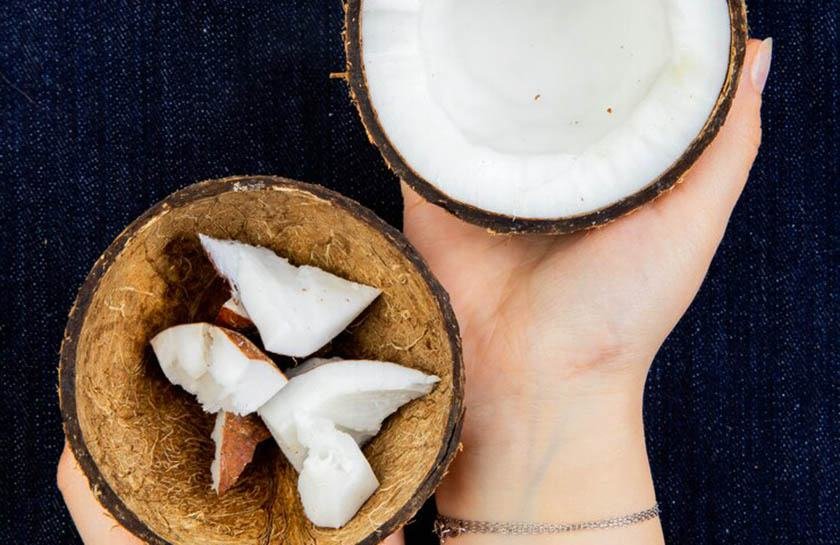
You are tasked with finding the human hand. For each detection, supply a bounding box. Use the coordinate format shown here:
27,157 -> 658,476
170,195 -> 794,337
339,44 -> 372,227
404,38 -> 771,544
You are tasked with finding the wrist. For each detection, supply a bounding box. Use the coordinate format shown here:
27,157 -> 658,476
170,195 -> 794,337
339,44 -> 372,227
437,384 -> 656,524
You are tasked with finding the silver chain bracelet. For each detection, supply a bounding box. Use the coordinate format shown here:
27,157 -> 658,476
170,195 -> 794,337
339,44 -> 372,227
433,503 -> 660,542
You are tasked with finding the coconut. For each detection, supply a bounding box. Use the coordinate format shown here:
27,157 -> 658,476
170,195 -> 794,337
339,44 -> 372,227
199,235 -> 381,358
344,0 -> 748,233
150,323 -> 288,415
59,176 -> 464,545
259,360 -> 440,471
295,415 -> 380,529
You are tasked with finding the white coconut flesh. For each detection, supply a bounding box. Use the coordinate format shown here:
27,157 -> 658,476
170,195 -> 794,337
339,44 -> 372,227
295,415 -> 380,528
150,323 -> 288,415
361,0 -> 732,219
210,411 -> 226,493
258,360 -> 440,471
199,235 -> 381,358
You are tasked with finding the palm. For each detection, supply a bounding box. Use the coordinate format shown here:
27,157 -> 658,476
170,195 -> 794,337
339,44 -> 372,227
406,189 -> 715,405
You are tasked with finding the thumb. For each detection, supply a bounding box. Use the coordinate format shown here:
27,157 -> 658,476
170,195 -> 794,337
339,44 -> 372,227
654,37 -> 772,250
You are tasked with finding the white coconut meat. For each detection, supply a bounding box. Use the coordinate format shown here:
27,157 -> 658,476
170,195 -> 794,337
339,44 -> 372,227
361,0 -> 732,219
210,411 -> 226,492
295,415 -> 380,528
150,323 -> 288,415
199,235 -> 381,357
258,360 -> 439,471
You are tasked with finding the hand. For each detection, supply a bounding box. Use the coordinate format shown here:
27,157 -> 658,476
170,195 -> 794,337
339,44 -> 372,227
404,39 -> 770,544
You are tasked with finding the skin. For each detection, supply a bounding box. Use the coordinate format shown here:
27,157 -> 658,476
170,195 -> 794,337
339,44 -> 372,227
58,39 -> 769,545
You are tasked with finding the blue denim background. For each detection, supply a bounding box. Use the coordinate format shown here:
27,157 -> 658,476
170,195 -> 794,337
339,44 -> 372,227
0,1 -> 837,544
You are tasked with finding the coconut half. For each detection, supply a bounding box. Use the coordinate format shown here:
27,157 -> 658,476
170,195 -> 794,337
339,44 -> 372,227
259,360 -> 440,471
59,176 -> 465,545
345,0 -> 748,233
150,323 -> 288,415
199,235 -> 382,357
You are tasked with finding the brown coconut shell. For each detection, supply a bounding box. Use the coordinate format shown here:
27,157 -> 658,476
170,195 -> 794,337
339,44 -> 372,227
59,176 -> 464,545
343,0 -> 749,234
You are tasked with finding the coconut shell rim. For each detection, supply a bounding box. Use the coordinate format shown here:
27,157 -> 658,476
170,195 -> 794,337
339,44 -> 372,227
344,0 -> 749,234
58,175 -> 465,545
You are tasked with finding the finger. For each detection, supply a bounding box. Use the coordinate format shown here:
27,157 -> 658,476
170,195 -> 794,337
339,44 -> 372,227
654,37 -> 772,249
57,444 -> 144,545
400,181 -> 425,216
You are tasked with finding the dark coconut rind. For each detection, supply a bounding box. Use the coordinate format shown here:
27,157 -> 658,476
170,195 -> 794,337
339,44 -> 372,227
344,0 -> 749,234
59,176 -> 464,545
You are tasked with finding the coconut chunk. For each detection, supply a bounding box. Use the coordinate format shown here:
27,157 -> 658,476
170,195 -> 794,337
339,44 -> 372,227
215,298 -> 254,329
149,323 -> 210,391
295,414 -> 379,528
150,323 -> 288,415
210,411 -> 272,495
199,235 -> 381,358
258,360 -> 439,471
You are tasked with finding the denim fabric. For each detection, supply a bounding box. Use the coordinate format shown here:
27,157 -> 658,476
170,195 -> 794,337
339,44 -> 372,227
0,1 -> 837,544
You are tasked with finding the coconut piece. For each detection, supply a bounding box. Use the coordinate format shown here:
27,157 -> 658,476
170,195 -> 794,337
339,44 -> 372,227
295,414 -> 379,528
210,411 -> 271,495
198,235 -> 381,358
209,300 -> 268,495
215,298 -> 253,329
345,0 -> 747,233
258,360 -> 439,471
150,323 -> 288,415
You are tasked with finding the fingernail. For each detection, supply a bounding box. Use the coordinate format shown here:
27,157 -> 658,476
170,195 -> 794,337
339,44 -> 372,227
751,38 -> 773,94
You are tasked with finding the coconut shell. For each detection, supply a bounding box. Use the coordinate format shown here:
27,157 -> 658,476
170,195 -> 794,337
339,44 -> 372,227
59,176 -> 464,545
343,0 -> 749,234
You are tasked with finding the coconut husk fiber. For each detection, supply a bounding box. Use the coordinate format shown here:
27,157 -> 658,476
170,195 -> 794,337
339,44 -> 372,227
59,176 -> 465,545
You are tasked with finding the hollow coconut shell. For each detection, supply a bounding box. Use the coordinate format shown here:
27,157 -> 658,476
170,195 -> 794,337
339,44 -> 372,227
58,176 -> 464,545
342,0 -> 749,234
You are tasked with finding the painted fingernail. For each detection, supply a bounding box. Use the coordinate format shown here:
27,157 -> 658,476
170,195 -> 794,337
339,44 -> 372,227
751,38 -> 773,94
